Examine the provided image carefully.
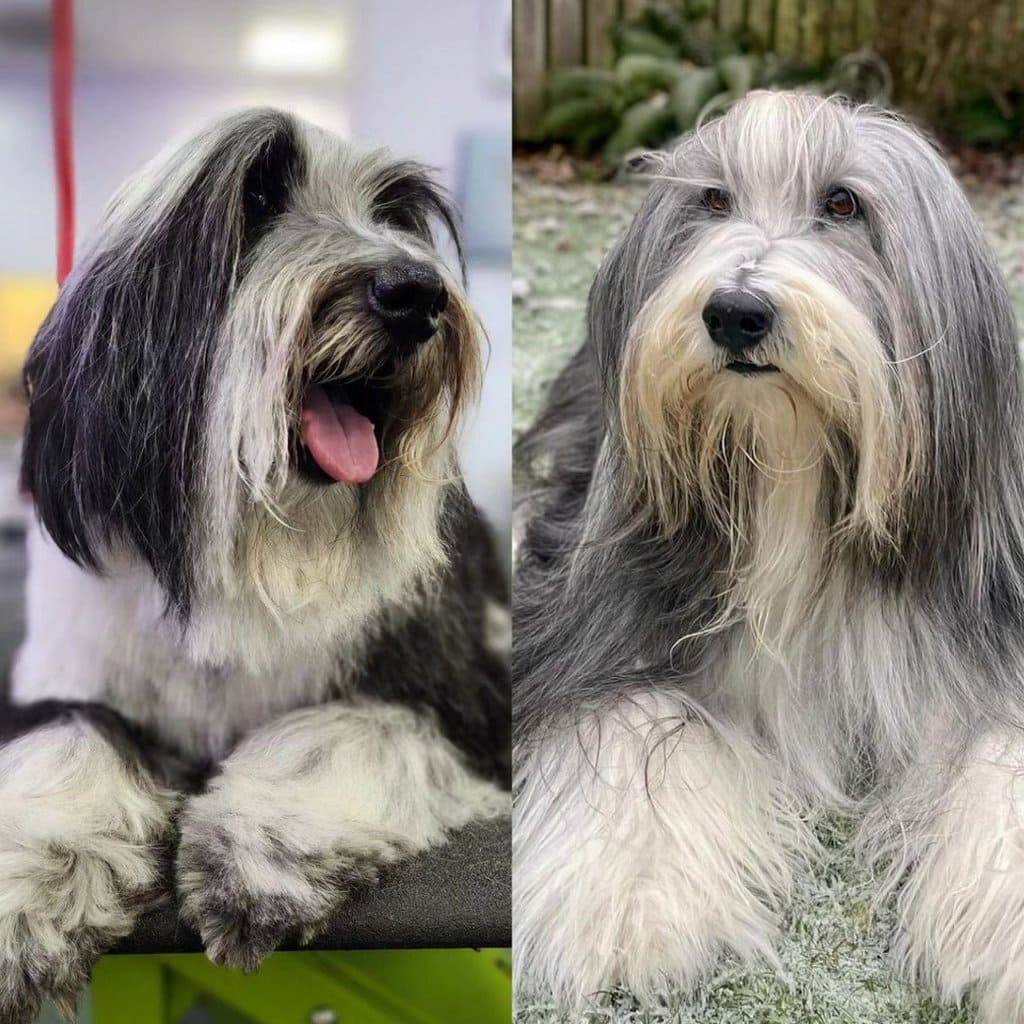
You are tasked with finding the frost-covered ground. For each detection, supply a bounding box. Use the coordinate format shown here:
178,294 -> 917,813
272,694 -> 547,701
511,160 -> 1024,1024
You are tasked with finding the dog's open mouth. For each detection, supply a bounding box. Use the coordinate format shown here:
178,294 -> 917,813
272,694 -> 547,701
299,379 -> 382,484
726,361 -> 778,376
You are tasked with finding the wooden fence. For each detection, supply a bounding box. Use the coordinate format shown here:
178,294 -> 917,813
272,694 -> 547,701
514,0 -> 1024,141
513,0 -> 879,138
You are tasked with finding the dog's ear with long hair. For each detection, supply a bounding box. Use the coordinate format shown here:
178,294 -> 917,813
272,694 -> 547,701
585,153 -> 683,408
859,112 -> 1021,572
515,148 -> 684,560
20,108 -> 304,616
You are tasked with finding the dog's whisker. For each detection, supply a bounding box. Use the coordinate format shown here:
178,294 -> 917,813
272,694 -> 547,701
882,329 -> 950,365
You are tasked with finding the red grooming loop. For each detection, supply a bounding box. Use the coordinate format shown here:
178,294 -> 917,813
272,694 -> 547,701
52,0 -> 74,285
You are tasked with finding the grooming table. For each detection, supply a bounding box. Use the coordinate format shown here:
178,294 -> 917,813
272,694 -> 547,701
119,819 -> 511,955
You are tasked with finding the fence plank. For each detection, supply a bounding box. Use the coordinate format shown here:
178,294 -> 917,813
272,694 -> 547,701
774,0 -> 801,55
827,0 -> 856,58
513,0 -> 547,140
585,0 -> 618,67
987,0 -> 1012,81
1016,0 -> 1024,77
718,0 -> 746,34
801,0 -> 827,62
854,0 -> 877,45
549,0 -> 585,66
746,0 -> 776,49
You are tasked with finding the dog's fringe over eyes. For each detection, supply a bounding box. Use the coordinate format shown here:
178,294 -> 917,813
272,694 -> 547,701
513,91 -> 1024,1017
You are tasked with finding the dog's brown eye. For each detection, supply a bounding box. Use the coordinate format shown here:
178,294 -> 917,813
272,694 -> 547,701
702,188 -> 731,214
825,187 -> 858,219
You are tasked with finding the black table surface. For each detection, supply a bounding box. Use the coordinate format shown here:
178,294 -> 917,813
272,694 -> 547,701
119,818 -> 511,954
0,535 -> 511,953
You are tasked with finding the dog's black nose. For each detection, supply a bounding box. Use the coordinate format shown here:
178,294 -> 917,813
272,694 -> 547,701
368,259 -> 448,347
702,290 -> 774,355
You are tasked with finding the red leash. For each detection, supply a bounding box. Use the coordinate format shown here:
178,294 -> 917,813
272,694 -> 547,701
51,0 -> 74,285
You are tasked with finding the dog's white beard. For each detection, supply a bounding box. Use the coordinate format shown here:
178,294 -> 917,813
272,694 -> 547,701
183,468 -> 449,673
620,246 -> 913,569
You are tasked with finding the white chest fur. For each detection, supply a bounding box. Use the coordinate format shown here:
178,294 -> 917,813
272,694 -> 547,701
10,524 -> 388,762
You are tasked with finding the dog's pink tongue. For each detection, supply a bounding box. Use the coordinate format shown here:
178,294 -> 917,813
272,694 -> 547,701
301,384 -> 379,484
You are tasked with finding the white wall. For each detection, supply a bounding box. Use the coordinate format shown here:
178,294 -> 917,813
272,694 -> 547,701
350,0 -> 509,176
0,62 -> 56,275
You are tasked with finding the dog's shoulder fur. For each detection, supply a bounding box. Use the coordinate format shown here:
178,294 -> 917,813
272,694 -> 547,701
513,334 -> 725,746
356,484 -> 510,782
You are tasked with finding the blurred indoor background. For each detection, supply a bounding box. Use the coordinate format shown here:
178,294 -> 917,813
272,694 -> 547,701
0,0 -> 512,551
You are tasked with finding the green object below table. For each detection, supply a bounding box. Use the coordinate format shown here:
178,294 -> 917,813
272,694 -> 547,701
91,948 -> 511,1024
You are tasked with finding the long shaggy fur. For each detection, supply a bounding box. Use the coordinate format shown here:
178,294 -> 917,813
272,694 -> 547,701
0,711 -> 177,1021
0,107 -> 509,1022
514,91 -> 1024,1021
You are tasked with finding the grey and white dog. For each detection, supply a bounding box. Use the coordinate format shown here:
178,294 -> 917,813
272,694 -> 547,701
514,91 -> 1024,1022
0,107 -> 509,1021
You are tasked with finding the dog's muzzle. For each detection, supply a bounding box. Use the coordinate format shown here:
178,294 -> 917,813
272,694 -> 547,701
368,258 -> 448,350
298,259 -> 451,487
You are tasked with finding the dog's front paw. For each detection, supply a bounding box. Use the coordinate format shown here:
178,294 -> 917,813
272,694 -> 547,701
176,796 -> 411,971
0,925 -> 105,1023
0,720 -> 176,1022
0,834 -> 172,1022
0,833 -> 172,1022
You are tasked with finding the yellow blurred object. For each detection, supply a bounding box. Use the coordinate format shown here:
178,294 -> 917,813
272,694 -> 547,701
0,278 -> 56,382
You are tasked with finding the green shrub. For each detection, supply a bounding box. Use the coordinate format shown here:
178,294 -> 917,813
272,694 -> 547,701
951,90 -> 1024,146
540,1 -> 891,165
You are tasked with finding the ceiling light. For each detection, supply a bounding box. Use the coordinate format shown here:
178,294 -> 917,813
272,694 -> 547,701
243,20 -> 345,75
